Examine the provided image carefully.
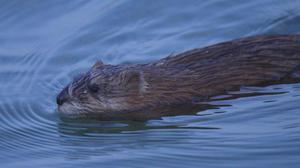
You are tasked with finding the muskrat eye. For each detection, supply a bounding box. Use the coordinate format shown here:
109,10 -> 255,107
87,83 -> 99,93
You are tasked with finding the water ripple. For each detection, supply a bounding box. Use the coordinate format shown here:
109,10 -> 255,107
1,0 -> 300,168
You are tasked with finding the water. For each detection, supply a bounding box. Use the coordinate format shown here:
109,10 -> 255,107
1,0 -> 300,167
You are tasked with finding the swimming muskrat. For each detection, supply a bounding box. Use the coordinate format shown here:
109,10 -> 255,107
57,35 -> 300,120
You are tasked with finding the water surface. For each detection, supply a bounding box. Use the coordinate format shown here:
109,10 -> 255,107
1,0 -> 300,167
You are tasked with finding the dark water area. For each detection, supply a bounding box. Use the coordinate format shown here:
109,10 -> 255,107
1,0 -> 300,167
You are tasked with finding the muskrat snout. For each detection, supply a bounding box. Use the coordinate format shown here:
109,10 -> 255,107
56,87 -> 69,106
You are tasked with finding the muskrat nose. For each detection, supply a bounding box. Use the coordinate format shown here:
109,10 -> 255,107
56,96 -> 66,105
56,87 -> 69,105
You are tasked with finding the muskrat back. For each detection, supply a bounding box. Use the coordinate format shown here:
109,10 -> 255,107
56,35 -> 300,120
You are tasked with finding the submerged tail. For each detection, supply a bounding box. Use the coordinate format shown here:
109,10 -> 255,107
158,35 -> 300,95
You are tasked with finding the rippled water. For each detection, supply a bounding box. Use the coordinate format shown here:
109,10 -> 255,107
1,0 -> 300,167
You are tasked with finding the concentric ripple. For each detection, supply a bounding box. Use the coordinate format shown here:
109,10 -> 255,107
1,0 -> 300,168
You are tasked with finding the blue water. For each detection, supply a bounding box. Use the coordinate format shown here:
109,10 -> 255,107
1,0 -> 300,167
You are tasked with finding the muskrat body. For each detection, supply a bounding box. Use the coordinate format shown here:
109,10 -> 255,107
57,35 -> 300,120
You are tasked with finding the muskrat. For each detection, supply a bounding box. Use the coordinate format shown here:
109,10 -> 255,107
56,35 -> 300,120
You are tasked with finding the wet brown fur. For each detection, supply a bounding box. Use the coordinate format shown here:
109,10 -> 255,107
57,35 -> 300,120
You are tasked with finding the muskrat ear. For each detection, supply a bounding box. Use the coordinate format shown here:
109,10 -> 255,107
92,60 -> 104,70
119,70 -> 148,93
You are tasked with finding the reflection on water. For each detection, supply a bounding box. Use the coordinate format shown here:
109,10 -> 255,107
1,0 -> 300,167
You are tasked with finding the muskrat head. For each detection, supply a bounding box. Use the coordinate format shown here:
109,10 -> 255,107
56,61 -> 148,117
